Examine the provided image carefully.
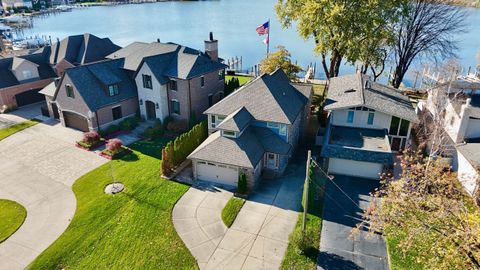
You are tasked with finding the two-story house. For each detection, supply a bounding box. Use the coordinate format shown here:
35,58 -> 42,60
421,72 -> 480,195
107,33 -> 226,123
188,69 -> 311,188
321,74 -> 418,179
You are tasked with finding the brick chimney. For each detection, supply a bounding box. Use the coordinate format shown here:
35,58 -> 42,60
204,32 -> 218,61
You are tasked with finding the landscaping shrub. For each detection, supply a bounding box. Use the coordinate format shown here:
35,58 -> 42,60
167,120 -> 188,133
106,139 -> 123,154
163,116 -> 173,129
82,131 -> 100,145
103,124 -> 120,136
119,117 -> 139,131
161,121 -> 208,174
237,173 -> 247,194
143,120 -> 164,139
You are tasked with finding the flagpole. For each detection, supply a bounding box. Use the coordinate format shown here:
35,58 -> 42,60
266,18 -> 270,56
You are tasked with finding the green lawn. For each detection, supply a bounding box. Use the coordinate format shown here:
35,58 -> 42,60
281,173 -> 325,270
225,75 -> 252,86
0,119 -> 40,141
221,197 -> 245,228
28,148 -> 197,269
0,199 -> 27,243
129,137 -> 171,159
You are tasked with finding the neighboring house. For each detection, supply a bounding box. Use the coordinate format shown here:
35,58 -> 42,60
107,33 -> 227,123
41,59 -> 138,132
321,74 -> 418,179
0,47 -> 56,109
1,0 -> 32,9
49,33 -> 120,76
421,72 -> 480,195
188,69 -> 311,189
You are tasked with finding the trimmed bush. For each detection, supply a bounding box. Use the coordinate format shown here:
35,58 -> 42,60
167,120 -> 188,133
106,139 -> 123,154
82,131 -> 100,145
102,124 -> 120,136
119,117 -> 139,131
237,173 -> 247,194
143,120 -> 164,139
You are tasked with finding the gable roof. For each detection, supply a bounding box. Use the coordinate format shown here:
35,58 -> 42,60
216,107 -> 252,132
0,47 -> 56,89
324,74 -> 418,123
50,33 -> 120,66
205,69 -> 310,124
58,59 -> 137,111
107,41 -> 227,80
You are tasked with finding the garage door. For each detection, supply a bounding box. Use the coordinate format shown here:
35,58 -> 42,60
63,111 -> 89,132
15,89 -> 44,107
328,158 -> 383,180
196,161 -> 238,186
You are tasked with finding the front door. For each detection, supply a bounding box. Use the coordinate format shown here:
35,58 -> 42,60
266,153 -> 278,169
145,100 -> 156,120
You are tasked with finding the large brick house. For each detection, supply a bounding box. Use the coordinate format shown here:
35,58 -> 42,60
41,33 -> 227,132
0,33 -> 119,111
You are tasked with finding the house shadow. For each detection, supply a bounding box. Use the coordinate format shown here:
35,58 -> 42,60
119,152 -> 139,162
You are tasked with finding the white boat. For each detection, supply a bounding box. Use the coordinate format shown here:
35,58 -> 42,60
12,37 -> 48,50
1,15 -> 30,24
0,23 -> 11,31
55,5 -> 73,12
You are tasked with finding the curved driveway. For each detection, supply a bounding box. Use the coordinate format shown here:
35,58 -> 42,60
0,120 -> 107,270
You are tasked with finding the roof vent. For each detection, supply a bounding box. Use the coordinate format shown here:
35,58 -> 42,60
344,89 -> 356,93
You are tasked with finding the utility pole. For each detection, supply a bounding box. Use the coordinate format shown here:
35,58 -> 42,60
302,150 -> 311,232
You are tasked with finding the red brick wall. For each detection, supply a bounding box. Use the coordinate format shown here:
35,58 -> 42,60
0,78 -> 54,109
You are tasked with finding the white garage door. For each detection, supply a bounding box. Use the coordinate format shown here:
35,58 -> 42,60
328,158 -> 383,180
196,161 -> 238,186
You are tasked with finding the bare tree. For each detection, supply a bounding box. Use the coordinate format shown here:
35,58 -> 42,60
391,0 -> 467,89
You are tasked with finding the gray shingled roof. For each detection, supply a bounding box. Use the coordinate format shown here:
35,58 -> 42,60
457,141 -> 480,167
0,47 -> 56,89
251,127 -> 291,155
107,42 -> 226,80
58,59 -> 137,111
216,107 -> 252,132
188,129 -> 265,168
325,74 -> 418,123
50,33 -> 120,66
205,69 -> 310,124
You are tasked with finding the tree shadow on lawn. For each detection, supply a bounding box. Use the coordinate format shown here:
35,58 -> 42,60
119,152 -> 139,162
317,251 -> 363,270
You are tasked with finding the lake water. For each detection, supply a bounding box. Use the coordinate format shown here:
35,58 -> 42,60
21,0 -> 480,82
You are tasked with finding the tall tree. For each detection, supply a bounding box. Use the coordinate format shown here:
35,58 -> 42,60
390,0 -> 467,88
275,0 -> 402,79
259,45 -> 302,81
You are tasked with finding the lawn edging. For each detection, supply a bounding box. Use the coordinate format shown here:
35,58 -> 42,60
281,170 -> 325,270
221,196 -> 245,228
0,199 -> 27,243
0,119 -> 40,141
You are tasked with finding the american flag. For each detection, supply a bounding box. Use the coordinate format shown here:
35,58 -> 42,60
256,21 -> 269,35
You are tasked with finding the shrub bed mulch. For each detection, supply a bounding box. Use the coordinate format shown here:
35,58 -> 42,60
75,139 -> 106,151
99,147 -> 132,160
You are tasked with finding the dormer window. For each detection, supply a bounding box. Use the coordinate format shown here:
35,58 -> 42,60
65,84 -> 74,98
222,130 -> 236,138
22,70 -> 33,80
142,74 -> 152,89
170,80 -> 177,91
108,84 -> 119,96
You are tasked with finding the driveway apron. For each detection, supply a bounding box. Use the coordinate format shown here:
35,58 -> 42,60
317,175 -> 389,270
0,120 -> 107,270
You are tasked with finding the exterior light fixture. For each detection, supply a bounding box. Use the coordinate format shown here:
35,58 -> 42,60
139,99 -> 143,105
156,103 -> 159,109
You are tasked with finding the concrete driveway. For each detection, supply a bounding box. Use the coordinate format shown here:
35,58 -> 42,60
0,119 -> 107,270
173,160 -> 305,270
317,175 -> 388,270
0,102 -> 45,128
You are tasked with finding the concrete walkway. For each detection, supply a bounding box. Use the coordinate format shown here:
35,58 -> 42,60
0,102 -> 45,128
0,119 -> 107,270
173,160 -> 305,270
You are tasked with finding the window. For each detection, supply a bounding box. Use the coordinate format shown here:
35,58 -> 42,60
169,80 -> 177,91
142,74 -> 152,89
208,94 -> 213,107
399,119 -> 410,136
65,84 -> 74,98
389,116 -> 400,135
217,115 -> 226,122
200,76 -> 205,87
279,124 -> 287,135
112,106 -> 122,120
267,122 -> 280,128
22,69 -> 33,80
367,112 -> 375,125
223,130 -> 236,137
347,110 -> 354,123
171,100 -> 180,114
210,115 -> 216,128
108,84 -> 119,96
218,70 -> 225,80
